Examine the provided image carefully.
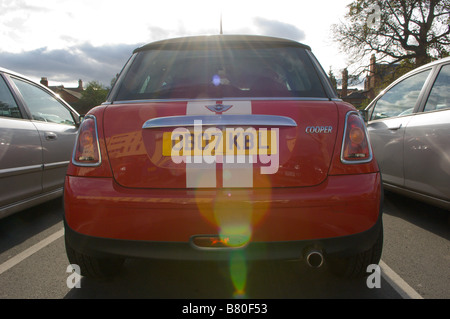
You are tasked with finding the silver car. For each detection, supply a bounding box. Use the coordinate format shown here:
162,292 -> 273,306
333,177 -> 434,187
364,57 -> 450,210
0,67 -> 81,219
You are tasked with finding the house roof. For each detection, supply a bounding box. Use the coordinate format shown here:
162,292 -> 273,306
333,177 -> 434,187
60,88 -> 83,99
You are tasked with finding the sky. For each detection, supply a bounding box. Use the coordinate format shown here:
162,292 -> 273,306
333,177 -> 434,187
0,0 -> 355,89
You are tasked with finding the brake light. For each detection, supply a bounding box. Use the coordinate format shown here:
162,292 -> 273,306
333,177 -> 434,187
341,111 -> 373,164
73,115 -> 101,166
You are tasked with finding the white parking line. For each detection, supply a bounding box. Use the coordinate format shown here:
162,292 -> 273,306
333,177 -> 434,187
0,228 -> 64,276
380,260 -> 423,299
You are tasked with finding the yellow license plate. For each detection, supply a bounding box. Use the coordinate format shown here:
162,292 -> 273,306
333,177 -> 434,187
162,128 -> 277,157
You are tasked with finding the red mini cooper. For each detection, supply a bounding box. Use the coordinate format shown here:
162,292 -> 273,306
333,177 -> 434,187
64,35 -> 383,279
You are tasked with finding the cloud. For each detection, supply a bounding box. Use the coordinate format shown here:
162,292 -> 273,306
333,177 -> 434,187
0,42 -> 140,87
0,0 -> 46,17
253,17 -> 306,41
0,17 -> 305,89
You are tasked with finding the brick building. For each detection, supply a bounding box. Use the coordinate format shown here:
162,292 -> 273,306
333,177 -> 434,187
40,77 -> 84,107
338,54 -> 400,108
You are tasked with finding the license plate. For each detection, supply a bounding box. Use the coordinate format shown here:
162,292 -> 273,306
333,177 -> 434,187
162,128 -> 277,157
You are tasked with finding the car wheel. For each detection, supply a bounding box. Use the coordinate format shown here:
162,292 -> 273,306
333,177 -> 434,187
328,224 -> 383,278
65,236 -> 125,279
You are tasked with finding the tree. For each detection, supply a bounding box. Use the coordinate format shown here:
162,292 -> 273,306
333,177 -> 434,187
75,81 -> 109,115
328,67 -> 338,90
333,0 -> 450,73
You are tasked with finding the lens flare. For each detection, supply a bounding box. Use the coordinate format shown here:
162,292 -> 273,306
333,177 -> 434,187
212,74 -> 221,86
229,250 -> 247,298
192,174 -> 274,298
214,199 -> 253,246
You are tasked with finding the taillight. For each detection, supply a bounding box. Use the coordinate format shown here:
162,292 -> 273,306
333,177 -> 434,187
72,115 -> 101,166
341,111 -> 373,164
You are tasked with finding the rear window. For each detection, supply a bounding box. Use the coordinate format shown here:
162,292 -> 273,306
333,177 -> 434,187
114,46 -> 327,101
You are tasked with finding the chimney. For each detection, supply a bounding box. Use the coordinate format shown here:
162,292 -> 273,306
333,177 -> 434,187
369,54 -> 376,76
368,54 -> 377,100
341,68 -> 348,98
40,77 -> 48,87
78,79 -> 83,90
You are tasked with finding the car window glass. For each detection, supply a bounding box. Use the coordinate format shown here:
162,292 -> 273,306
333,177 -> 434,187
12,77 -> 75,125
370,69 -> 431,120
424,63 -> 450,112
0,76 -> 22,119
115,46 -> 327,100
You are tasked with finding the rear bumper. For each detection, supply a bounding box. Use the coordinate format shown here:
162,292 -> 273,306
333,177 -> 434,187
64,214 -> 382,260
64,173 -> 382,260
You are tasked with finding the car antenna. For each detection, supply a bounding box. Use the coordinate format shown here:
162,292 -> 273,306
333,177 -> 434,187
220,12 -> 223,34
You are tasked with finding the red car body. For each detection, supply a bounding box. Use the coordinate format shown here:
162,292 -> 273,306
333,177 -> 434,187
64,35 -> 383,278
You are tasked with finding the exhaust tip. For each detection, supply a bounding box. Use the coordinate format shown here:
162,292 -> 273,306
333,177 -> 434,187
305,249 -> 324,268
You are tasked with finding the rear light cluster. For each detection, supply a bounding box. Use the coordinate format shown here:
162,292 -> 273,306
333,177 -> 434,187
341,111 -> 373,164
73,115 -> 101,166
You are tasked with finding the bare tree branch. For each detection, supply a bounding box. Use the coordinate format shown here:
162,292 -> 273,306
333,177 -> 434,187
332,0 -> 450,72
331,0 -> 449,99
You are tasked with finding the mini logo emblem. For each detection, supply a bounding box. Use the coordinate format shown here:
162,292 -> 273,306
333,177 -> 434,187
205,102 -> 233,114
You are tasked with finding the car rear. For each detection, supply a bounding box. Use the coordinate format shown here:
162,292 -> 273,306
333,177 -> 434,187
64,35 -> 383,279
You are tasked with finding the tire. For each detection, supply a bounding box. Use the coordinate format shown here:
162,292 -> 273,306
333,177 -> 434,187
65,236 -> 124,279
328,224 -> 383,278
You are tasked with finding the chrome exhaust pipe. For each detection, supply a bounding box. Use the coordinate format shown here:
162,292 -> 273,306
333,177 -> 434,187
304,248 -> 324,268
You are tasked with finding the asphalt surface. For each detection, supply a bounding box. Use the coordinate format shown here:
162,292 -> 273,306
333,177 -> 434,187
0,191 -> 448,302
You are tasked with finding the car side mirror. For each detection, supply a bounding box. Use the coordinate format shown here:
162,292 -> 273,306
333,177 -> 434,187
359,109 -> 369,122
75,114 -> 85,127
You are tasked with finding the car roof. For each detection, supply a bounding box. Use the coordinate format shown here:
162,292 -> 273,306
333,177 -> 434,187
382,56 -> 450,91
134,35 -> 312,53
0,66 -> 79,115
365,56 -> 450,110
0,66 -> 29,79
406,56 -> 450,74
